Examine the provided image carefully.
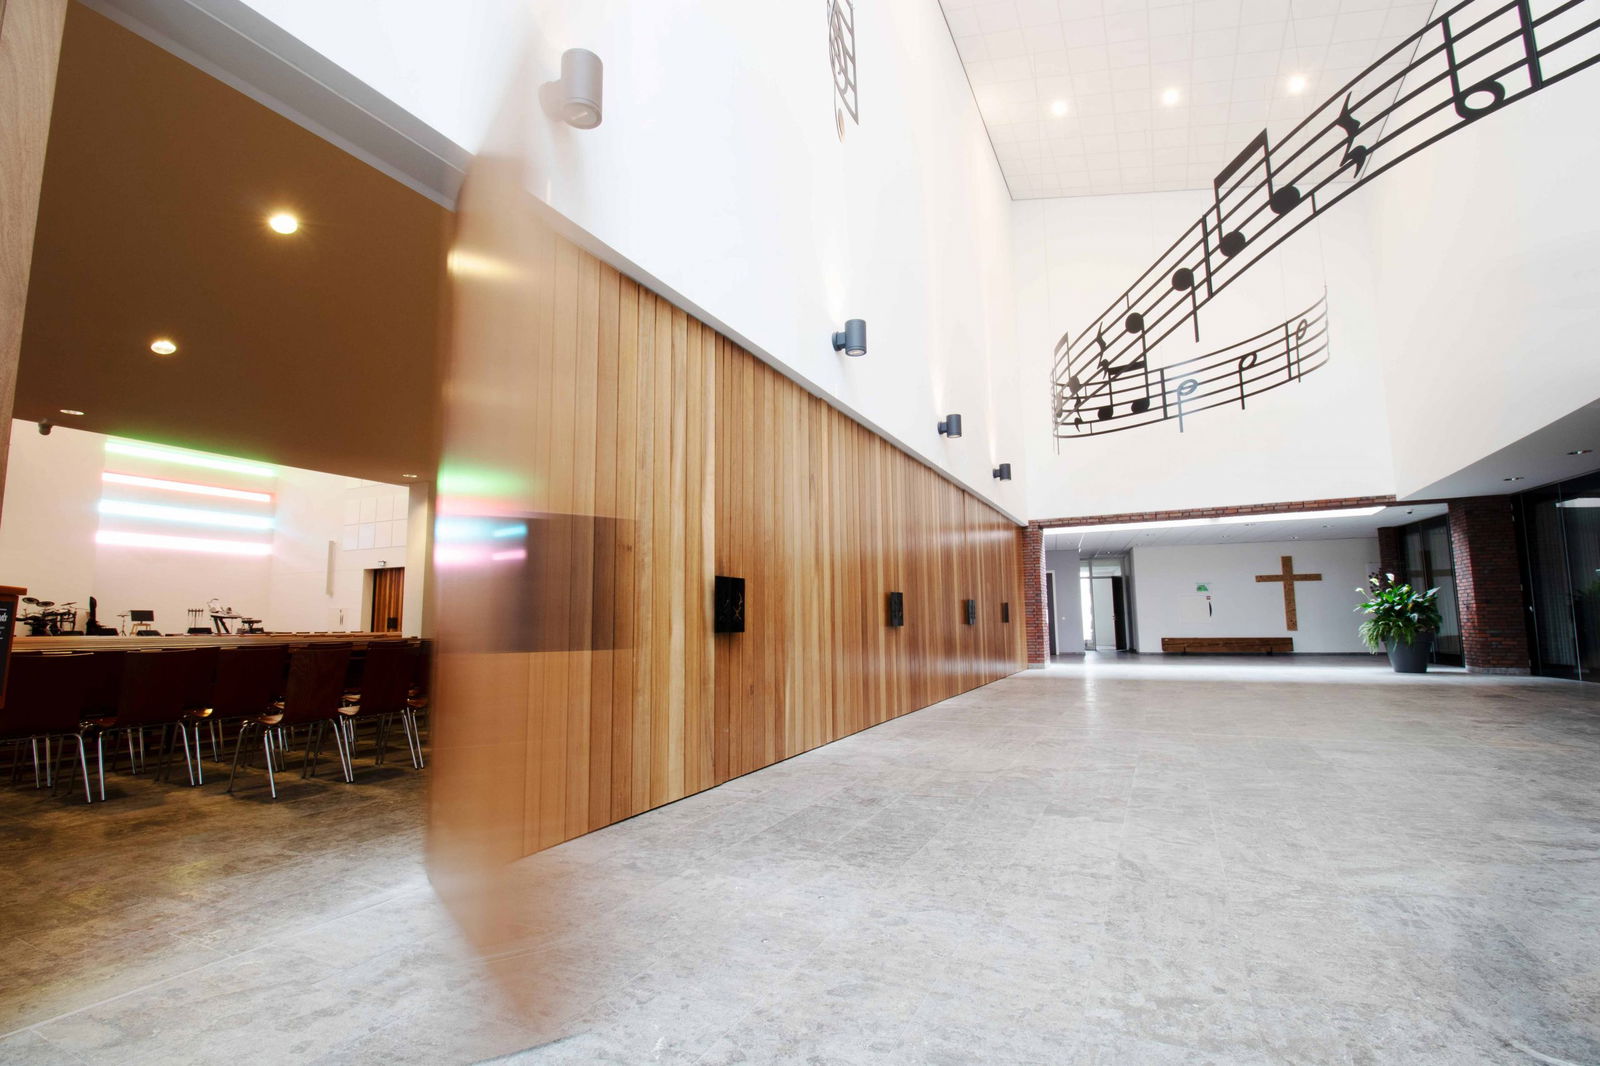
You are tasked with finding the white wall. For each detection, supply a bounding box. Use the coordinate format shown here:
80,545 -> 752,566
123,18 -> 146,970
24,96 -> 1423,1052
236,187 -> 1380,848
1044,547 -> 1083,655
230,0 -> 528,156
0,422 -> 417,635
1015,189 -> 1398,521
233,0 -> 1025,517
1369,78 -> 1600,497
0,422 -> 105,615
1130,537 -> 1381,654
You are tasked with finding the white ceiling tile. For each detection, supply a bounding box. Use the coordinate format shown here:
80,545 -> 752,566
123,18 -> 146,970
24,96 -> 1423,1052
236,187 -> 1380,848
1288,14 -> 1336,46
1104,10 -> 1150,43
1015,0 -> 1063,28
1330,8 -> 1388,43
1237,21 -> 1288,53
977,2 -> 1024,33
941,0 -> 1429,198
944,8 -> 984,38
1193,27 -> 1240,57
986,28 -> 1030,58
1193,0 -> 1243,31
1033,49 -> 1072,74
1062,15 -> 1109,48
1073,67 -> 1114,94
1068,44 -> 1112,71
1149,34 -> 1193,63
1026,26 -> 1070,53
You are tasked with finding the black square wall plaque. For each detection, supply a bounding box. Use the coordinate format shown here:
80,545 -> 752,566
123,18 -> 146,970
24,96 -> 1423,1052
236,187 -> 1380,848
714,576 -> 745,634
887,591 -> 904,628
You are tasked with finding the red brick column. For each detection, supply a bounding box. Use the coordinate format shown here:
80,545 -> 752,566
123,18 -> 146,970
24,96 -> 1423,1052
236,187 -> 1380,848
1377,526 -> 1403,579
1020,523 -> 1047,668
1448,497 -> 1530,674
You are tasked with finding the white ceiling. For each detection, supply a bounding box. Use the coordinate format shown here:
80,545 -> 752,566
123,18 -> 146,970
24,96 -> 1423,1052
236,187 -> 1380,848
1044,503 -> 1447,555
938,0 -> 1439,199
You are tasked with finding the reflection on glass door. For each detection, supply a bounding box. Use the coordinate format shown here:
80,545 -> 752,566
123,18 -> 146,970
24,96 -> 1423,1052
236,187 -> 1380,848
1397,516 -> 1462,666
1519,471 -> 1600,681
1079,555 -> 1130,651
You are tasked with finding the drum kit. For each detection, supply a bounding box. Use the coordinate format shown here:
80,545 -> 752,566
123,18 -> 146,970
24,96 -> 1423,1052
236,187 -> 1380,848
20,596 -> 80,636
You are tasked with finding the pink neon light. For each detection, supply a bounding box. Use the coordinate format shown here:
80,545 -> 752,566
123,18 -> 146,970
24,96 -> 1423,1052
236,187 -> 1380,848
102,471 -> 273,503
96,529 -> 272,556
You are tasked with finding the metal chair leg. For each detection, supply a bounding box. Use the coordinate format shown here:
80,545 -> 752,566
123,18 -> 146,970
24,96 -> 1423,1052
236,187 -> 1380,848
329,718 -> 353,783
226,723 -> 251,794
176,723 -> 196,786
263,729 -> 278,798
96,733 -> 106,801
75,735 -> 93,804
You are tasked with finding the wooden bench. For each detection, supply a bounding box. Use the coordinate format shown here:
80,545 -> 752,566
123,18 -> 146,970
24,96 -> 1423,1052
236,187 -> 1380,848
1161,637 -> 1294,655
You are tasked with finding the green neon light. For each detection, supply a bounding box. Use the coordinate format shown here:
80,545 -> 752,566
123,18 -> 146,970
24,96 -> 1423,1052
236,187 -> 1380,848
105,440 -> 275,478
99,499 -> 274,531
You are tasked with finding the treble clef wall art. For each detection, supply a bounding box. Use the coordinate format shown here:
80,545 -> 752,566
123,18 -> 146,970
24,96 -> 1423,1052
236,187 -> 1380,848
1051,0 -> 1600,443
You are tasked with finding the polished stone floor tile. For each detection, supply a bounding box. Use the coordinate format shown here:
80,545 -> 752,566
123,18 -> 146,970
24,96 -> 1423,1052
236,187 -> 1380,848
2,654 -> 1598,1063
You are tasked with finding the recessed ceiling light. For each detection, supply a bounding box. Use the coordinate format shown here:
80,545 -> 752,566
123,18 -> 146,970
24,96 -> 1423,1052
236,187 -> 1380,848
59,408 -> 85,416
267,212 -> 299,235
1503,476 -> 1525,481
1160,87 -> 1182,106
150,338 -> 177,355
1286,74 -> 1309,95
1568,449 -> 1592,455
1049,99 -> 1069,117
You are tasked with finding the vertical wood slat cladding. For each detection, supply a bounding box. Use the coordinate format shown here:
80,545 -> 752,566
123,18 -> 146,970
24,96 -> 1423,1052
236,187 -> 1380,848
434,217 -> 1023,867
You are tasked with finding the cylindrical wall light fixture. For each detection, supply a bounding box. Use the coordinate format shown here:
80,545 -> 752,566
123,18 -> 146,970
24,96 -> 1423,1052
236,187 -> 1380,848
832,319 -> 867,357
937,414 -> 963,438
541,49 -> 605,129
992,463 -> 1012,480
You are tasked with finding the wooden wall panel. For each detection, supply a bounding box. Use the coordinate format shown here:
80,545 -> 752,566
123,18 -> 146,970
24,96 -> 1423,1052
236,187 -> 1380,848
0,0 -> 68,521
434,195 -> 1024,869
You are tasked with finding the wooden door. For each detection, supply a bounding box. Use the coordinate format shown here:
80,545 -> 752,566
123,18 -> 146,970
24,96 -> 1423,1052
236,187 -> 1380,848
370,567 -> 404,633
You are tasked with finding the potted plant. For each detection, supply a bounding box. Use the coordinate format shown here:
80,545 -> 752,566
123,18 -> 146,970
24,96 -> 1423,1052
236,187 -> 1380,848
1355,573 -> 1442,673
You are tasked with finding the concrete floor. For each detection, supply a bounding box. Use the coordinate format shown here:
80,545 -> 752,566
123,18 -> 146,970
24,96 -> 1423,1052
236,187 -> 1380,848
1,655 -> 1597,1064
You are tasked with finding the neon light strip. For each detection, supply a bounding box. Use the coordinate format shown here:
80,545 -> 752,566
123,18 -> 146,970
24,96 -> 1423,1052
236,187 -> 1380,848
491,524 -> 528,538
99,499 -> 274,531
490,548 -> 527,561
105,440 -> 275,477
102,472 -> 272,503
96,530 -> 272,556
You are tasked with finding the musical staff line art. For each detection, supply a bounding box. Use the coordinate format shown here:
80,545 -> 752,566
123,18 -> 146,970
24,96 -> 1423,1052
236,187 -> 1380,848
827,0 -> 859,141
1062,293 -> 1331,437
1051,0 -> 1600,442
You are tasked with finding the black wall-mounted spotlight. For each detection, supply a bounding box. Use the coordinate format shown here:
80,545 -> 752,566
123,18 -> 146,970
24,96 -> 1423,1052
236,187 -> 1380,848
938,414 -> 963,438
541,49 -> 604,129
992,463 -> 1012,480
36,419 -> 52,436
832,319 -> 867,357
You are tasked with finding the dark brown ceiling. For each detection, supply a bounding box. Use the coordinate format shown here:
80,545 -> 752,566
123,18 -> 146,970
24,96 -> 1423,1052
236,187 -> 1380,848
17,3 -> 450,483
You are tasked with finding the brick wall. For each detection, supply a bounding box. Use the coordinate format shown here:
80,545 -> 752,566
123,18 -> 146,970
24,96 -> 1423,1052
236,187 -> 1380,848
1020,524 -> 1047,668
1448,496 -> 1530,674
1034,495 -> 1397,529
1377,526 -> 1403,579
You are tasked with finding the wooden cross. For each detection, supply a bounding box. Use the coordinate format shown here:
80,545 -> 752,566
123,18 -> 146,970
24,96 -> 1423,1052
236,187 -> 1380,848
1254,555 -> 1322,631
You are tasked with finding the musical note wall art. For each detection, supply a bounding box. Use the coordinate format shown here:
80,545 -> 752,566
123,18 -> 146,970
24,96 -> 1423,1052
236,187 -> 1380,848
827,0 -> 859,142
1058,293 -> 1332,437
1052,0 -> 1600,443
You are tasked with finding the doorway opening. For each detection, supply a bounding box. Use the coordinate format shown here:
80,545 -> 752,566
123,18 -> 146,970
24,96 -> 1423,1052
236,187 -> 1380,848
368,567 -> 405,633
1080,555 -> 1132,651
